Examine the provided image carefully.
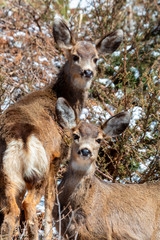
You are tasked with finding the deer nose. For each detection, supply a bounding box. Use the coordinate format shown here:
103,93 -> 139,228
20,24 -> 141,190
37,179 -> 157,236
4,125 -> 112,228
83,70 -> 93,79
78,148 -> 91,157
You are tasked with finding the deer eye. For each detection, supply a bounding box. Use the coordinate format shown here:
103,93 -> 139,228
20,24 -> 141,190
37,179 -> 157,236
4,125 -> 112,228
73,55 -> 79,62
96,138 -> 102,144
93,58 -> 98,64
73,134 -> 80,141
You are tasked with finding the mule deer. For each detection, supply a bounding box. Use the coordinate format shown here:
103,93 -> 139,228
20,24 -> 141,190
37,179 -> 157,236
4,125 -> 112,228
0,17 -> 123,240
53,100 -> 160,240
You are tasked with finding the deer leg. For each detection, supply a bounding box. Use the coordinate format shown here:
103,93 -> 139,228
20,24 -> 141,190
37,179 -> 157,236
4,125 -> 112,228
0,188 -> 20,239
44,160 -> 59,240
22,182 -> 45,240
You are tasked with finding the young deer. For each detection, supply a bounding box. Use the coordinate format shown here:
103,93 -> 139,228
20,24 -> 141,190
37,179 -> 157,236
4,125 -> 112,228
0,18 -> 123,240
53,99 -> 160,240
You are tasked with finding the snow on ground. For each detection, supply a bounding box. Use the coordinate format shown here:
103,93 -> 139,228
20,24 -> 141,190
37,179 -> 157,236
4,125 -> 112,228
98,78 -> 115,88
115,89 -> 124,99
80,104 -> 113,123
130,66 -> 140,79
129,106 -> 144,128
36,196 -> 45,213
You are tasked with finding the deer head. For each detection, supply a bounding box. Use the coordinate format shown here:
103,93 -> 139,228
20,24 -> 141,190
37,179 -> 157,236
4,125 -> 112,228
53,17 -> 123,90
56,97 -> 130,173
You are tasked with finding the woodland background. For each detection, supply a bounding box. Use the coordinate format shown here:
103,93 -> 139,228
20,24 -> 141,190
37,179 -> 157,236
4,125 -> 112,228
0,0 -> 159,238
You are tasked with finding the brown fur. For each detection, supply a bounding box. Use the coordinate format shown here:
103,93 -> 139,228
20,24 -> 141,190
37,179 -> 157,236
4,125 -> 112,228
0,17 -> 123,240
53,118 -> 160,240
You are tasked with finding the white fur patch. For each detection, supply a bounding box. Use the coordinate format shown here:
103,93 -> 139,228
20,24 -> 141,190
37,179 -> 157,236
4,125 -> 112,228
3,139 -> 25,192
86,80 -> 92,89
23,135 -> 48,180
71,161 -> 94,174
3,135 -> 48,192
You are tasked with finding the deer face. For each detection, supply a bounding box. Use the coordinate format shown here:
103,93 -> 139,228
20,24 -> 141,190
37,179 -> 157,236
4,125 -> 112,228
70,121 -> 103,172
69,41 -> 99,90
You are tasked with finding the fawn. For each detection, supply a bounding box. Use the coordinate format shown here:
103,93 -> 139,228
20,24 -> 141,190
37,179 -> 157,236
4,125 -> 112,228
53,98 -> 160,240
0,17 -> 123,239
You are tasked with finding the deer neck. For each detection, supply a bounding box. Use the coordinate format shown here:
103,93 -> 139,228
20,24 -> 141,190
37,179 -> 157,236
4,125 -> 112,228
62,162 -> 95,195
57,159 -> 96,210
52,62 -> 87,116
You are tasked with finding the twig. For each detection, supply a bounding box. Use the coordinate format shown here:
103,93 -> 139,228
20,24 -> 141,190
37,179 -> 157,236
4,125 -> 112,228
96,168 -> 113,181
56,191 -> 62,240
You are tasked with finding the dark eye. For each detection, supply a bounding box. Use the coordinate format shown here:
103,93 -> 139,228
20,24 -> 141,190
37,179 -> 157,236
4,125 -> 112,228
93,58 -> 98,64
73,55 -> 79,62
96,139 -> 102,144
73,134 -> 80,141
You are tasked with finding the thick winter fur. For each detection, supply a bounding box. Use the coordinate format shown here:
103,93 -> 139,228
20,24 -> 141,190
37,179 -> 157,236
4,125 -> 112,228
0,17 -> 123,240
53,116 -> 160,240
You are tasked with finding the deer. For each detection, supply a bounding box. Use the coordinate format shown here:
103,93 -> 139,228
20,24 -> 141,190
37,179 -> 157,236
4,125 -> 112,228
53,98 -> 160,240
0,17 -> 123,240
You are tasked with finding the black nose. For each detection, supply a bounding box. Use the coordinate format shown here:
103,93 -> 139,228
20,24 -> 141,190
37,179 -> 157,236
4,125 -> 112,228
78,148 -> 91,157
83,70 -> 93,78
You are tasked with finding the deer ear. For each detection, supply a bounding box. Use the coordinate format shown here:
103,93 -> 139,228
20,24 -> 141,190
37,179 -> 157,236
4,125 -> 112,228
96,29 -> 123,55
53,17 -> 75,49
56,97 -> 76,129
102,111 -> 130,137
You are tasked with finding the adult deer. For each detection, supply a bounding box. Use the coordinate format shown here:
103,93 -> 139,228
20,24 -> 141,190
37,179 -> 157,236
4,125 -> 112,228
53,99 -> 160,240
0,17 -> 123,239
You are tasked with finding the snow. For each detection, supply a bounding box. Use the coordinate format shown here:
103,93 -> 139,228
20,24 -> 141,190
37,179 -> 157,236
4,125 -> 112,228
129,106 -> 144,128
28,24 -> 39,33
1,97 -> 11,111
106,104 -> 115,113
90,105 -> 112,123
14,31 -> 26,37
138,159 -> 151,172
45,70 -> 54,79
91,105 -> 106,120
38,56 -> 49,62
6,57 -> 15,62
133,5 -> 146,16
130,66 -> 140,79
112,50 -> 121,57
114,66 -> 119,71
41,26 -> 50,36
14,41 -> 23,48
126,45 -> 132,50
12,77 -> 19,82
33,61 -> 39,67
145,131 -> 153,139
51,58 -> 64,68
36,196 -> 45,213
153,75 -> 158,83
151,51 -> 160,57
8,10 -> 13,17
98,78 -> 115,87
149,121 -> 157,130
80,108 -> 89,120
115,89 -> 124,99
143,23 -> 149,29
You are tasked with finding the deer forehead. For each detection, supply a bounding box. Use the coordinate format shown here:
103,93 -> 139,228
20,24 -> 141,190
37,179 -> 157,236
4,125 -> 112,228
73,121 -> 103,139
72,41 -> 98,58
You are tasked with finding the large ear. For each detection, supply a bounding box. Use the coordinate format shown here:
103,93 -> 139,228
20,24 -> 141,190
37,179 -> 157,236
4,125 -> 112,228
56,97 -> 76,129
102,111 -> 130,137
53,17 -> 75,49
96,29 -> 123,55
